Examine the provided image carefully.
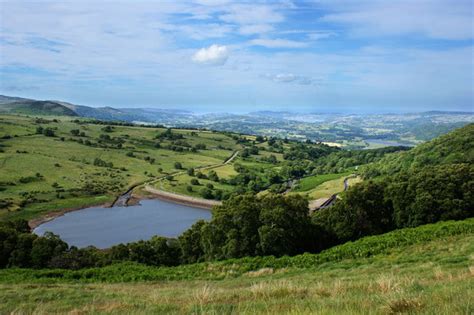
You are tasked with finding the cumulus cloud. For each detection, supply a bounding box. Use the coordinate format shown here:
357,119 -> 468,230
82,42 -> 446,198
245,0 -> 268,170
192,44 -> 229,66
263,73 -> 314,85
249,38 -> 308,48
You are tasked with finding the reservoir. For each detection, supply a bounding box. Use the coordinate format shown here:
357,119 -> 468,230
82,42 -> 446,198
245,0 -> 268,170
34,199 -> 212,248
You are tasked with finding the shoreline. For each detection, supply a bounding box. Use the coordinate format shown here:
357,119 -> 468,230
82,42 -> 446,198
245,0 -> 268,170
142,186 -> 221,210
29,187 -> 220,230
28,200 -> 113,230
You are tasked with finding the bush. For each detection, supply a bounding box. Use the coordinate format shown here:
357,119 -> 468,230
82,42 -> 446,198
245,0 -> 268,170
93,158 -> 113,168
200,188 -> 213,199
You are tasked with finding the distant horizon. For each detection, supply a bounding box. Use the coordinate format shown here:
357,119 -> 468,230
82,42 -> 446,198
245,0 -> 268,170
1,1 -> 472,113
1,93 -> 473,116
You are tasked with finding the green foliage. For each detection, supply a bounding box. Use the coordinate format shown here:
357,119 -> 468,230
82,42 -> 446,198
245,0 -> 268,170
156,128 -> 184,140
313,181 -> 394,244
363,123 -> 474,178
293,172 -> 350,192
200,194 -> 316,261
178,220 -> 206,264
208,170 -> 219,182
311,146 -> 410,174
93,158 -> 113,168
388,163 -> 473,227
283,143 -> 337,161
200,187 -> 213,199
1,218 -> 471,283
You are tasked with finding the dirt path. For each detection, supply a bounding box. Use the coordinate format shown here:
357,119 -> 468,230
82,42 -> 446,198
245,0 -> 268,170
308,174 -> 356,213
115,150 -> 239,207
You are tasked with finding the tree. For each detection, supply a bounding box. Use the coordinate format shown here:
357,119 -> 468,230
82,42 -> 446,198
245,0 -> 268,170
190,178 -> 200,185
201,194 -> 261,260
43,128 -> 55,137
187,168 -> 195,176
258,194 -> 314,256
388,164 -> 473,228
8,233 -> 36,267
101,126 -> 113,132
313,181 -> 394,243
179,220 -> 207,264
200,187 -> 213,199
30,232 -> 68,268
174,162 -> 183,169
208,170 -> 219,182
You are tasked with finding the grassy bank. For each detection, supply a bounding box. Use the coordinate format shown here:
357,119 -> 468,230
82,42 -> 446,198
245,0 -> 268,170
1,218 -> 472,284
0,219 -> 472,314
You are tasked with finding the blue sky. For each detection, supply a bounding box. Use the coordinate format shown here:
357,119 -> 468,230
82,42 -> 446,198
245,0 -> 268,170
0,0 -> 472,113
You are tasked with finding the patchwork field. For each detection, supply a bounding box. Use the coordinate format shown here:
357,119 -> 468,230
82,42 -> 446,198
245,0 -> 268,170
1,114 -> 337,221
0,114 -> 243,220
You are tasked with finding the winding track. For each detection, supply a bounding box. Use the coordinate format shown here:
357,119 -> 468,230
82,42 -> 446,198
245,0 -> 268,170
112,150 -> 239,207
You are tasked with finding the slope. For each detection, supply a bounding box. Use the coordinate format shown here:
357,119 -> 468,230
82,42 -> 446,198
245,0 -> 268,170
0,218 -> 472,314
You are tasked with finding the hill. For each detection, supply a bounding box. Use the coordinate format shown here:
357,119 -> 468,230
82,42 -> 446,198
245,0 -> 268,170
0,218 -> 472,314
363,123 -> 473,177
1,95 -> 473,146
1,114 -> 360,221
0,100 -> 78,116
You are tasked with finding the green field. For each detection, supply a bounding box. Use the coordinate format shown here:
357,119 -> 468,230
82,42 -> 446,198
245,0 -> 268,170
0,114 -> 243,220
0,114 -> 336,221
0,219 -> 472,314
288,173 -> 358,200
292,172 -> 351,192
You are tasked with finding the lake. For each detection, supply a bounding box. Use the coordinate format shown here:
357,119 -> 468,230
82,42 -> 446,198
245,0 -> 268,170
364,139 -> 414,148
34,199 -> 212,248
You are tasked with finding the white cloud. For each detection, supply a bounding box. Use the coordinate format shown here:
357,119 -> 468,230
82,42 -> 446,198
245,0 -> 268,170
194,0 -> 231,6
220,5 -> 284,24
239,24 -> 274,35
320,1 -> 473,40
307,31 -> 335,40
249,38 -> 308,48
263,73 -> 314,85
192,44 -> 229,66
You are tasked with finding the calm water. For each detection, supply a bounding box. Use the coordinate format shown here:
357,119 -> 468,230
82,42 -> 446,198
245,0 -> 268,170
365,139 -> 414,148
34,199 -> 212,248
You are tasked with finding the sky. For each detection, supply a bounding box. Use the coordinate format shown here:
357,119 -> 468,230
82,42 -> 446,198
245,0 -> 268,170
0,0 -> 473,113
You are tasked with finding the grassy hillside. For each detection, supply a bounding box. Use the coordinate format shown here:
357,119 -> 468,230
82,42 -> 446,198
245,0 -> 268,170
0,218 -> 472,314
0,114 -> 347,221
0,100 -> 78,116
363,123 -> 474,177
0,114 -> 242,220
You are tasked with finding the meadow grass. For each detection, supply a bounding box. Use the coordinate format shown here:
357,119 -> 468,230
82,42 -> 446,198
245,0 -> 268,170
0,219 -> 472,314
292,172 -> 351,192
0,114 -> 243,220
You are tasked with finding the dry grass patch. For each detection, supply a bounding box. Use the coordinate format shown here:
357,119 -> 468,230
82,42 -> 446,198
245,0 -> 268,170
193,284 -> 216,306
244,268 -> 274,277
385,297 -> 423,314
250,280 -> 309,300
